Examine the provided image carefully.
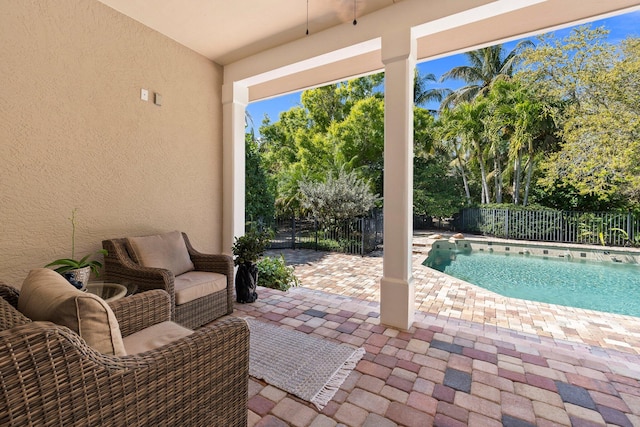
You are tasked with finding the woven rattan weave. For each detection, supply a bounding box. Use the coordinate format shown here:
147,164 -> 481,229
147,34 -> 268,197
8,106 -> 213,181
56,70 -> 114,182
0,282 -> 249,427
102,232 -> 234,329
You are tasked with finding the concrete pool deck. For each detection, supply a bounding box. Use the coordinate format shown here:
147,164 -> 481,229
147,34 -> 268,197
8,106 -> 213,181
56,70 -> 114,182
231,232 -> 640,426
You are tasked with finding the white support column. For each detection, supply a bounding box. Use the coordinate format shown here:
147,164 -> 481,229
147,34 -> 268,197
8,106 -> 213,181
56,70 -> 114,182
380,28 -> 416,330
222,82 -> 249,256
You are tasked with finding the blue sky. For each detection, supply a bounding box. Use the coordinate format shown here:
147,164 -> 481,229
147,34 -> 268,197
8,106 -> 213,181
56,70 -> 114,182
246,10 -> 639,132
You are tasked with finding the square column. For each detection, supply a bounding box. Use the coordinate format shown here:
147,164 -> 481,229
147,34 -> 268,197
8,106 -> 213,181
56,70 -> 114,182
222,82 -> 249,255
380,28 -> 416,330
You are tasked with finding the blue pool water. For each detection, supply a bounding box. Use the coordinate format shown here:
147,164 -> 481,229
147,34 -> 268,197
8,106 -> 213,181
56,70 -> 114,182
424,250 -> 640,318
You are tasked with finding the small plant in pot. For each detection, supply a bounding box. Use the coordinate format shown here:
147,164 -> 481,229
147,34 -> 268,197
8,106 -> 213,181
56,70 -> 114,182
232,227 -> 273,303
44,209 -> 107,290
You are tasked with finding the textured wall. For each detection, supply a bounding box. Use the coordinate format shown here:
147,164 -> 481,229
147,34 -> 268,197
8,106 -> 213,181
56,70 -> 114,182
0,0 -> 223,286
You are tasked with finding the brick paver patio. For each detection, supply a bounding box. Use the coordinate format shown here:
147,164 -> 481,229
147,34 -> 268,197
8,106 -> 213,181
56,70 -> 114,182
226,233 -> 640,426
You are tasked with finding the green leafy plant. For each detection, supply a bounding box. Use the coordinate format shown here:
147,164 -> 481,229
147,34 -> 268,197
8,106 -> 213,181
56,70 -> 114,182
44,209 -> 107,276
232,227 -> 274,266
602,227 -> 640,247
298,238 -> 342,252
577,214 -> 631,246
256,255 -> 299,291
578,216 -> 606,245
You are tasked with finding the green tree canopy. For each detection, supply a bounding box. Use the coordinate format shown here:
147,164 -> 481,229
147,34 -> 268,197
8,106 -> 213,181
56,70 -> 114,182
253,25 -> 640,221
413,153 -> 465,218
245,134 -> 275,223
522,27 -> 640,210
330,97 -> 385,195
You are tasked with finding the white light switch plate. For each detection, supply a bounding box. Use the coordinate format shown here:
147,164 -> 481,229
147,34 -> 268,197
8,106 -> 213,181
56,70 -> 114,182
141,88 -> 149,101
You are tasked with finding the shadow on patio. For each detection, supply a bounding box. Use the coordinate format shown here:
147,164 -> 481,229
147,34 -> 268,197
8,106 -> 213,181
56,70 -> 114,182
230,237 -> 640,426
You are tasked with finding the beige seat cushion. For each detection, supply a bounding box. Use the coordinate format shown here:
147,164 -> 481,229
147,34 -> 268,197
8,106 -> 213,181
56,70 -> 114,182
127,231 -> 194,276
174,271 -> 227,305
122,321 -> 193,354
18,268 -> 126,356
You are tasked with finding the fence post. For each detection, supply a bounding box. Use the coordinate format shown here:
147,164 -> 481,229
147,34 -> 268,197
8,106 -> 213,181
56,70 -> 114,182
360,218 -> 365,256
291,218 -> 296,250
376,210 -> 382,249
314,218 -> 318,251
505,209 -> 509,239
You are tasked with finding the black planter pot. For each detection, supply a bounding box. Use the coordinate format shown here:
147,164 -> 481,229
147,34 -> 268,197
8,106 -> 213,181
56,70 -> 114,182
235,262 -> 258,303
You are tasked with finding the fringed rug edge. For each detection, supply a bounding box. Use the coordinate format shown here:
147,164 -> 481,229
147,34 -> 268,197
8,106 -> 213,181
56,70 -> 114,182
309,347 -> 366,410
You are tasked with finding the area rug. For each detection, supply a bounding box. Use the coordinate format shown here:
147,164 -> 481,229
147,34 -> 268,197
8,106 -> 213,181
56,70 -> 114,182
246,318 -> 365,410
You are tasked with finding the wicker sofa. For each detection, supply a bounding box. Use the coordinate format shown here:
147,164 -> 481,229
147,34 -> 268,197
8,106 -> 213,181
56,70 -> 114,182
0,274 -> 249,427
102,231 -> 234,329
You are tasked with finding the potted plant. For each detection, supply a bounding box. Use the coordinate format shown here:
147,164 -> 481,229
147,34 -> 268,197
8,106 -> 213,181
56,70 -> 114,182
44,209 -> 107,290
232,227 -> 273,303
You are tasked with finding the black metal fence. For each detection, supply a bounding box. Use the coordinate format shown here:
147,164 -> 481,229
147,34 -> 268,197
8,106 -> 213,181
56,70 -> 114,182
457,208 -> 640,247
268,211 -> 384,255
413,215 -> 456,230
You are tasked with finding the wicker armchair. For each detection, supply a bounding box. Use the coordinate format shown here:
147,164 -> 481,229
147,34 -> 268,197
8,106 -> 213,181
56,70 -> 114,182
0,282 -> 249,427
102,232 -> 234,329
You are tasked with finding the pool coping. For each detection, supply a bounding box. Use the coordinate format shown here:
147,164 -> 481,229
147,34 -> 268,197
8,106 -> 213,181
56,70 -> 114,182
464,237 -> 640,264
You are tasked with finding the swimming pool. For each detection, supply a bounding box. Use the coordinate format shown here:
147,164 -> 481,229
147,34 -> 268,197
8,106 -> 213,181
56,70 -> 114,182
423,245 -> 640,318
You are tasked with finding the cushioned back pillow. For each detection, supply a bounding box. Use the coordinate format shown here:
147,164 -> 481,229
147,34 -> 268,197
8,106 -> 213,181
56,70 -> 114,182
18,268 -> 126,356
126,230 -> 194,276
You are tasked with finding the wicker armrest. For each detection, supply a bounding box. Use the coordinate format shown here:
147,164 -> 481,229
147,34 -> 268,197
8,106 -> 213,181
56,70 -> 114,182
182,233 -> 234,276
137,317 -> 249,426
0,318 -> 249,427
191,252 -> 234,275
102,238 -> 176,295
0,282 -> 20,309
108,290 -> 171,337
182,234 -> 234,315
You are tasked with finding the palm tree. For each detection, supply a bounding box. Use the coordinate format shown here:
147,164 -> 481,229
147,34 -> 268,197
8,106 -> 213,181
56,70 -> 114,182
487,132 -> 508,204
439,41 -> 534,109
414,70 -> 451,112
435,110 -> 472,205
245,110 -> 256,138
439,101 -> 491,204
484,80 -> 558,205
456,101 -> 491,204
484,82 -> 517,204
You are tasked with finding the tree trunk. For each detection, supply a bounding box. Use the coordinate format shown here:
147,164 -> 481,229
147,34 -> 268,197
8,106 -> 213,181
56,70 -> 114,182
494,156 -> 503,204
479,156 -> 490,205
455,150 -> 472,205
513,150 -> 523,205
460,165 -> 472,205
474,140 -> 490,205
523,155 -> 534,207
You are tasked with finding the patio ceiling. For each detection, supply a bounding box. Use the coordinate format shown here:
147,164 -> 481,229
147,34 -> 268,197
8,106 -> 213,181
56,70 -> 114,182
96,0 -> 405,65
98,0 -> 640,101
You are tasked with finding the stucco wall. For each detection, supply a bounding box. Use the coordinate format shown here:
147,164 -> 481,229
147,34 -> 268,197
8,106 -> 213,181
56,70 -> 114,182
0,0 -> 223,286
